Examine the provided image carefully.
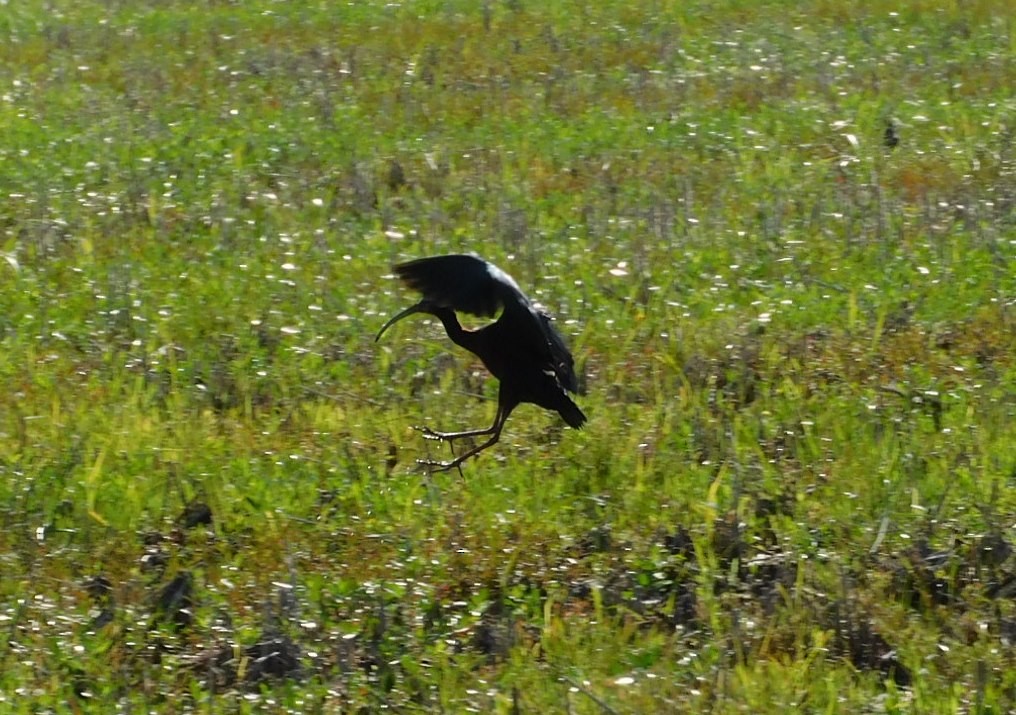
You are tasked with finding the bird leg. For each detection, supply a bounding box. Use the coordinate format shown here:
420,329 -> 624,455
418,428 -> 503,472
417,404 -> 510,472
416,424 -> 498,442
415,399 -> 508,442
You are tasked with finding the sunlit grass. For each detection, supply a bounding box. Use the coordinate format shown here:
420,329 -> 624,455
0,0 -> 1013,711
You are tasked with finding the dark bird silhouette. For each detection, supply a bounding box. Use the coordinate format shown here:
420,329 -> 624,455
884,119 -> 899,150
376,254 -> 586,471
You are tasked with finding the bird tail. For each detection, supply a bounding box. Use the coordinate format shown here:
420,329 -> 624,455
558,395 -> 587,429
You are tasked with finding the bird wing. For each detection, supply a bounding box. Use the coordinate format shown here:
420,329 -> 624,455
499,300 -> 580,395
393,254 -> 523,318
535,309 -> 580,394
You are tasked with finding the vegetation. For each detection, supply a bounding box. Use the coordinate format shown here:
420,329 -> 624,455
1,0 -> 1013,711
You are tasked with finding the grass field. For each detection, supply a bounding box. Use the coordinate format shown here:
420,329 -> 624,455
1,0 -> 1014,712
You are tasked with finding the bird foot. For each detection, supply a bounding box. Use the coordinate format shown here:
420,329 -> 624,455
416,458 -> 465,474
414,425 -> 452,442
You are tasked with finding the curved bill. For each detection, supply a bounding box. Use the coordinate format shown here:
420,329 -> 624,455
375,302 -> 428,342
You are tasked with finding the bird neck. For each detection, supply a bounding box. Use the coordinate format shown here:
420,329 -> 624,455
432,307 -> 479,351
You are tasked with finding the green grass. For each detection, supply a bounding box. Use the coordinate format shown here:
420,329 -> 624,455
1,0 -> 1014,711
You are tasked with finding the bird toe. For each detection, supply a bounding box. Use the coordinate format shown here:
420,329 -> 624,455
416,458 -> 460,473
413,425 -> 447,441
